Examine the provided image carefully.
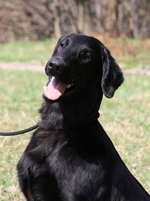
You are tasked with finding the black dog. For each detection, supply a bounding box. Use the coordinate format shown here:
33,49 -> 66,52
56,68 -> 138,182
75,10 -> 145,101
17,33 -> 150,201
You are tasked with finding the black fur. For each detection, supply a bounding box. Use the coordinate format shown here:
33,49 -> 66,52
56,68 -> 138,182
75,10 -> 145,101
17,33 -> 150,201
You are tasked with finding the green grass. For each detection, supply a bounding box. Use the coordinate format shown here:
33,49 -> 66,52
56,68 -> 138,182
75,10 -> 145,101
0,39 -> 57,63
111,38 -> 150,69
0,69 -> 46,200
120,52 -> 150,69
0,67 -> 150,200
100,75 -> 150,192
0,38 -> 150,70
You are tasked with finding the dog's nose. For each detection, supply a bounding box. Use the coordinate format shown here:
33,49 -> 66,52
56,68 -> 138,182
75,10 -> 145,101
46,59 -> 65,76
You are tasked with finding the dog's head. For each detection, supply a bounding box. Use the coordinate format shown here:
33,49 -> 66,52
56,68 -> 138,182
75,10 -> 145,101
44,33 -> 124,101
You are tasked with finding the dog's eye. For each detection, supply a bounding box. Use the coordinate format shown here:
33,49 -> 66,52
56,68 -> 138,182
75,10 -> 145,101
60,43 -> 65,48
60,42 -> 66,49
83,53 -> 91,60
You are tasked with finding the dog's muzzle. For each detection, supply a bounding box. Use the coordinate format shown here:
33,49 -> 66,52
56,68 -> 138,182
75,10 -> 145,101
45,58 -> 66,77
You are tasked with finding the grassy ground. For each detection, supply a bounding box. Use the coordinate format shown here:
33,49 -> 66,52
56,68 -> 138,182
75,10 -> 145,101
0,69 -> 45,201
101,76 -> 150,191
97,35 -> 150,69
0,38 -> 150,200
0,39 -> 56,63
0,37 -> 150,69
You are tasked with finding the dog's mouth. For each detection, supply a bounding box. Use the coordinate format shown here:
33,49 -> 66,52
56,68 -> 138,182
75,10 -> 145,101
44,76 -> 76,100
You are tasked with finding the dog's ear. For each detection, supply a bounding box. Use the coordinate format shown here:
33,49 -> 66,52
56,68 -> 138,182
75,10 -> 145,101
101,45 -> 124,98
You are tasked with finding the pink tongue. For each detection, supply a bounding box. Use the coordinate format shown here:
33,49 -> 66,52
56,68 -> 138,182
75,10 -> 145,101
44,77 -> 68,100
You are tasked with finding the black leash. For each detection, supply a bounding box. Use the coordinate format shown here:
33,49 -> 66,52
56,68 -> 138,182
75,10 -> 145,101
0,124 -> 39,136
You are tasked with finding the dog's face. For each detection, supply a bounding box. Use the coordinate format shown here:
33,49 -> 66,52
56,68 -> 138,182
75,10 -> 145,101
44,33 -> 124,101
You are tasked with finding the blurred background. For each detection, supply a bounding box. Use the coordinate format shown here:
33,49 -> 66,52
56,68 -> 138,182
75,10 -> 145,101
0,0 -> 150,42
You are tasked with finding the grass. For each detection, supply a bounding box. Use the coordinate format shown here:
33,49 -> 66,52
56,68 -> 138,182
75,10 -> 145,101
0,69 -> 45,200
0,67 -> 150,200
101,76 -> 150,192
0,37 -> 150,69
97,35 -> 150,69
0,39 -> 57,63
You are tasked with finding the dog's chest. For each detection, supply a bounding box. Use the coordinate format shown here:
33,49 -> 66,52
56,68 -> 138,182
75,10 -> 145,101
44,142 -> 106,200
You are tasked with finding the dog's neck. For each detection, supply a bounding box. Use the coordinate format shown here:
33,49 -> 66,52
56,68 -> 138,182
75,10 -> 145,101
39,94 -> 102,130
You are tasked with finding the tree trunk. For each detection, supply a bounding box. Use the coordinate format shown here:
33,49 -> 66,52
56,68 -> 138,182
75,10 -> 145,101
76,0 -> 95,35
95,0 -> 105,33
84,0 -> 95,35
104,0 -> 118,36
130,0 -> 140,38
53,0 -> 62,38
77,0 -> 84,33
